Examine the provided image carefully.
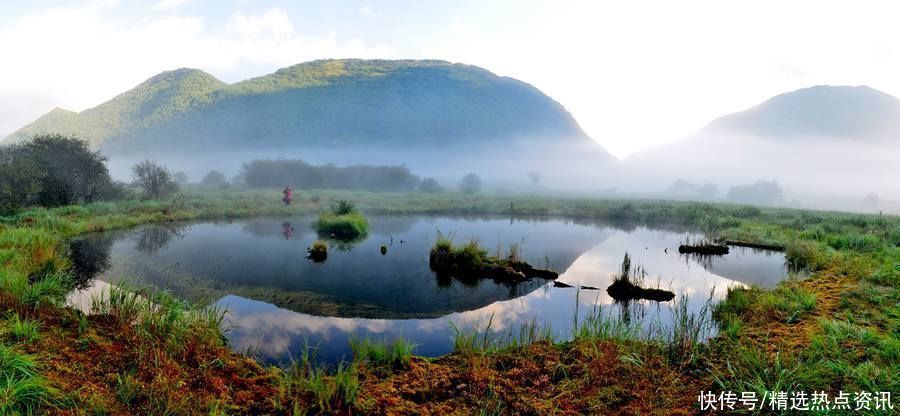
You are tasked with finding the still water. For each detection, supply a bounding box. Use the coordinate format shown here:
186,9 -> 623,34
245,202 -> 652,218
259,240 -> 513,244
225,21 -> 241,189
67,215 -> 790,364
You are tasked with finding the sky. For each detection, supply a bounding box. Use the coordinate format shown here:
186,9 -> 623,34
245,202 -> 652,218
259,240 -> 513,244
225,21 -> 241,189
2,0 -> 900,158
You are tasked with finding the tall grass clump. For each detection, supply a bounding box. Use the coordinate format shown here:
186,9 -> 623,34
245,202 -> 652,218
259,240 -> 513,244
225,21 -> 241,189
314,212 -> 369,240
4,314 -> 41,344
758,285 -> 817,323
272,345 -> 362,414
1,270 -> 71,310
429,232 -> 489,274
664,292 -> 715,367
0,344 -> 52,414
90,283 -> 227,352
573,303 -> 637,343
349,337 -> 416,368
330,200 -> 356,216
785,239 -> 826,271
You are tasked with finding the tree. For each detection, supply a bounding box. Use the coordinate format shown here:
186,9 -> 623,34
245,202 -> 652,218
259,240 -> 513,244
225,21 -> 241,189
459,173 -> 482,194
726,180 -> 784,206
0,148 -> 43,215
173,171 -> 189,184
527,171 -> 541,187
132,160 -> 178,199
418,177 -> 444,193
201,170 -> 227,187
0,134 -> 117,214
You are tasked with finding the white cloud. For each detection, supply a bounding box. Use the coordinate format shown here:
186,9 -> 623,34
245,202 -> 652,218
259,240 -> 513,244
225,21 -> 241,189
0,4 -> 396,137
227,8 -> 293,38
423,0 -> 900,158
152,0 -> 191,11
359,5 -> 379,18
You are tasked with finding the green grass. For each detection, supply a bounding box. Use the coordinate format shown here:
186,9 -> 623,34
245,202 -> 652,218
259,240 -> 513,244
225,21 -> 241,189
272,346 -> 363,414
314,212 -> 370,240
90,283 -> 226,353
429,234 -> 491,274
115,371 -> 140,405
0,188 -> 898,413
4,314 -> 41,344
0,344 -> 52,414
758,285 -> 817,323
349,337 -> 416,368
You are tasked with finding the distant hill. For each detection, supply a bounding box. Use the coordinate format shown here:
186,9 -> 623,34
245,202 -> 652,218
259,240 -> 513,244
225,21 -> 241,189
5,60 -> 611,183
623,85 -> 900,200
703,85 -> 900,141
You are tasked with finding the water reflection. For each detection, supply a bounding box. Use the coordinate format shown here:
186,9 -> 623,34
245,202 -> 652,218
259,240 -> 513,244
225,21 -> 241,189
67,215 -> 791,364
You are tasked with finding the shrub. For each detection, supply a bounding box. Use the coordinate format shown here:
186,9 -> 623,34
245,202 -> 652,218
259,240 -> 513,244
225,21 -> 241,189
315,212 -> 369,239
307,240 -> 328,262
330,200 -> 356,215
428,236 -> 489,273
201,170 -> 227,187
459,173 -> 482,194
418,177 -> 444,193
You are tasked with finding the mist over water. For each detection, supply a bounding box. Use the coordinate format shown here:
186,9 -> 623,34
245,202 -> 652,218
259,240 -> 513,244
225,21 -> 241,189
101,128 -> 899,215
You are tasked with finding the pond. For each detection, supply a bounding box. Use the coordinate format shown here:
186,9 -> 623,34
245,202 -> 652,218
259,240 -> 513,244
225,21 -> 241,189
66,215 -> 792,365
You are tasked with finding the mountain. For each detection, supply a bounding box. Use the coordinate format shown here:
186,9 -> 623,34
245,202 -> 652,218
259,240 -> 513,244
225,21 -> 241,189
6,60 -> 612,182
623,85 -> 900,200
703,85 -> 900,141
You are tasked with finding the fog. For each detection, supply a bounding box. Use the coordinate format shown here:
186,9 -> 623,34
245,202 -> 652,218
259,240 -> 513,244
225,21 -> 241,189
619,132 -> 900,213
102,136 -> 614,192
94,128 -> 899,215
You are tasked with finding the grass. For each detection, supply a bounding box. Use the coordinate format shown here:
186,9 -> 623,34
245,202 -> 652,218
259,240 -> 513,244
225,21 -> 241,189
4,313 -> 41,344
428,232 -> 493,276
314,212 -> 370,240
349,337 -> 416,368
0,188 -> 897,413
0,344 -> 52,414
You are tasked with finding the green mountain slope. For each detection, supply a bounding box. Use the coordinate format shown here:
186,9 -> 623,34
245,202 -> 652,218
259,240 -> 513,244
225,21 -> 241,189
6,60 -> 604,159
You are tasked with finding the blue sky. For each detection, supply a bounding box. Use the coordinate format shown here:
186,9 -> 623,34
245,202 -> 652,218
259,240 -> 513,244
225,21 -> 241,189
2,0 -> 900,157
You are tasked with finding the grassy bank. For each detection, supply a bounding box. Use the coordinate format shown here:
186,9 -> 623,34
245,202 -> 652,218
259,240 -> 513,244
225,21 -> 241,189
0,188 -> 897,414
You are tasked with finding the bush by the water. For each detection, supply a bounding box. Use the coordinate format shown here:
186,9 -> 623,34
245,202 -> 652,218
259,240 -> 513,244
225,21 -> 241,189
331,200 -> 356,215
242,158 -> 420,192
307,240 -> 328,262
315,212 -> 370,239
429,234 -> 489,272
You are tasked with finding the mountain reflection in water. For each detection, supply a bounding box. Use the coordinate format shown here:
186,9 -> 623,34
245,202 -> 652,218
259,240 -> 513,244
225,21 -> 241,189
67,215 -> 790,364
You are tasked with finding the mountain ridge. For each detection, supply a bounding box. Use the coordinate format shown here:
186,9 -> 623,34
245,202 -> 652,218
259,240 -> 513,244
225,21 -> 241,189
6,59 -> 595,149
702,84 -> 900,140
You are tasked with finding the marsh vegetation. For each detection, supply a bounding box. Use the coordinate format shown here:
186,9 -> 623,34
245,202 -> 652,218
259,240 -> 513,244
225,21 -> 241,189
0,181 -> 896,413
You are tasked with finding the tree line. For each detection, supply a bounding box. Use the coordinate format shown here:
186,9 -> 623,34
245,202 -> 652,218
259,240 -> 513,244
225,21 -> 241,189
242,159 -> 433,193
0,135 -> 487,215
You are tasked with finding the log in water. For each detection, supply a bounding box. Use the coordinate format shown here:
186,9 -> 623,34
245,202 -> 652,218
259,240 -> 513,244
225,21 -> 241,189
678,244 -> 729,255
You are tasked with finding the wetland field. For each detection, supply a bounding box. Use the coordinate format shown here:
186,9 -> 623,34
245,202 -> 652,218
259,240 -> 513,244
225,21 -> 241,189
0,189 -> 897,414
